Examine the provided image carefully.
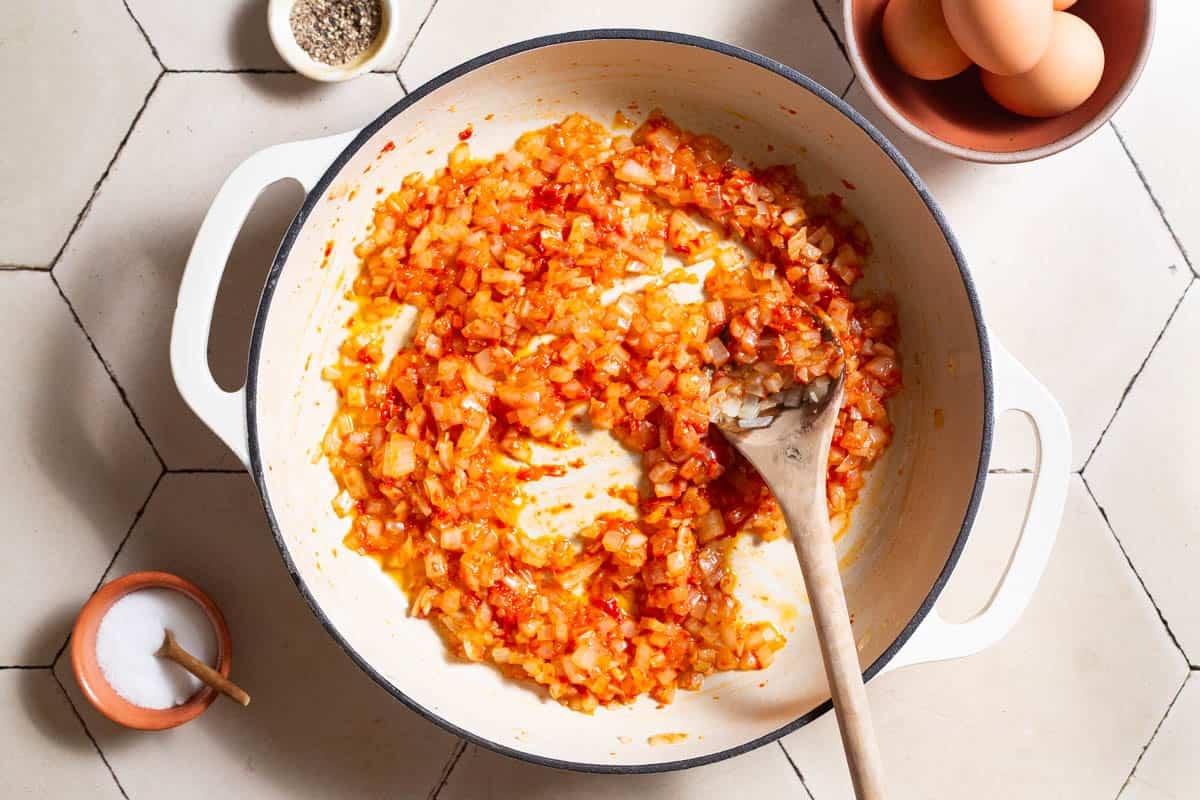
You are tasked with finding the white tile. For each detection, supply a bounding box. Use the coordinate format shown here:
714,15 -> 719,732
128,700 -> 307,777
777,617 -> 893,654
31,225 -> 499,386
0,0 -> 159,266
841,82 -> 1189,470
1123,675 -> 1200,800
127,0 -> 433,70
56,473 -> 459,799
0,272 -> 160,664
1088,285 -> 1200,659
783,476 -> 1187,799
55,73 -> 404,469
1114,2 -> 1200,266
440,740 -> 804,800
815,0 -> 847,53
0,670 -> 125,799
399,0 -> 852,96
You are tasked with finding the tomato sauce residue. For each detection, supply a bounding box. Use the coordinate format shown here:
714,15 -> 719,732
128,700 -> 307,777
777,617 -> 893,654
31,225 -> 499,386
595,597 -> 622,618
458,124 -> 474,141
515,464 -> 568,481
484,113 -> 496,121
841,179 -> 857,191
379,140 -> 396,156
606,485 -> 641,507
319,240 -> 334,269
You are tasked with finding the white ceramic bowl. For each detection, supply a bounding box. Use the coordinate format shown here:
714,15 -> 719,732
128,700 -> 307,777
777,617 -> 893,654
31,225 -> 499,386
267,0 -> 400,82
172,31 -> 1070,772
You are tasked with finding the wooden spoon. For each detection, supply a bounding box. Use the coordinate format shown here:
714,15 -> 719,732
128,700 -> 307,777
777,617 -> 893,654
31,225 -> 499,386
156,630 -> 251,707
717,347 -> 886,799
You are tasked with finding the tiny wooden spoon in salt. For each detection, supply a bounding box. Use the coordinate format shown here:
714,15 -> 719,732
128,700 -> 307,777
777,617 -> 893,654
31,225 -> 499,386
156,630 -> 251,707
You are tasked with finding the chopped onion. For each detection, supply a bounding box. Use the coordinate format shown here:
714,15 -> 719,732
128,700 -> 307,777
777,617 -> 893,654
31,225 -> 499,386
615,159 -> 656,187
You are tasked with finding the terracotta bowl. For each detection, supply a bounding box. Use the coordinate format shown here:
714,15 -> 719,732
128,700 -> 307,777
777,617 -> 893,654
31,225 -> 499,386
70,571 -> 233,731
845,0 -> 1155,162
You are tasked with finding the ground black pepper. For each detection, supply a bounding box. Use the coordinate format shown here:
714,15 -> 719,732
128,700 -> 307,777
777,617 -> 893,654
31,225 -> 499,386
290,0 -> 382,66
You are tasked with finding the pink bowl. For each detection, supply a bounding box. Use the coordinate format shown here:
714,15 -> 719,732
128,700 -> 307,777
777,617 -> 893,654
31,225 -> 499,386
70,571 -> 233,731
845,0 -> 1155,162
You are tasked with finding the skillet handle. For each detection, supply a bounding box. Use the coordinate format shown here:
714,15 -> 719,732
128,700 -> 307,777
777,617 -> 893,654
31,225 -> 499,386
884,338 -> 1070,672
170,133 -> 354,466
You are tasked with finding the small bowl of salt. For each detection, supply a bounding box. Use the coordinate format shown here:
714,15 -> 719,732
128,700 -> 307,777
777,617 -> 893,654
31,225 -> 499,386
71,572 -> 233,730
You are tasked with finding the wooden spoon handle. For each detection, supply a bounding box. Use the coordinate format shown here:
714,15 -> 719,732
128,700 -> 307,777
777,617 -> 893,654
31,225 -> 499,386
157,631 -> 250,707
784,507 -> 886,800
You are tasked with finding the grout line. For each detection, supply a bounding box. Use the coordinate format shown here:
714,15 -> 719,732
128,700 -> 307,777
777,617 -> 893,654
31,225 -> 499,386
51,469 -> 166,669
48,70 -> 163,273
34,71 -> 165,471
840,75 -> 856,100
165,68 -> 296,74
1082,277 -> 1194,473
163,68 -> 406,76
1081,474 -> 1192,666
121,0 -> 165,70
166,468 -> 249,474
427,739 -> 468,800
52,670 -> 130,799
0,664 -> 52,670
778,742 -> 818,800
1111,123 -> 1196,278
395,0 -> 440,92
1115,672 -> 1190,799
988,467 -> 1034,474
395,69 -> 406,93
48,272 -> 167,472
0,264 -> 51,272
810,0 -> 848,63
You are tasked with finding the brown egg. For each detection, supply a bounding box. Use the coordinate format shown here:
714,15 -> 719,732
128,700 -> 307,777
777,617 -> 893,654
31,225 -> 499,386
982,12 -> 1105,118
883,0 -> 973,80
942,0 -> 1054,76
1053,0 -> 1077,8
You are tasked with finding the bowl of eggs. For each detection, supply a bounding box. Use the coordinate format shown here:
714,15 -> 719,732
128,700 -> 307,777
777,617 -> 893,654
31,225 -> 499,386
845,0 -> 1155,162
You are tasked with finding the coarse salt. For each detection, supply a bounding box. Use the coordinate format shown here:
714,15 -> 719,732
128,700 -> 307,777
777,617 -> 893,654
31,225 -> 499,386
95,588 -> 218,710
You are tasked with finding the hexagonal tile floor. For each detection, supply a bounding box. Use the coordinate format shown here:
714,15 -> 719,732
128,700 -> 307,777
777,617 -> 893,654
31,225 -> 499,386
1123,675 -> 1200,799
437,739 -> 806,799
0,0 -> 159,267
782,476 -> 1187,799
0,271 -> 160,665
125,0 -> 434,70
3,1 -> 1197,798
1089,285 -> 1200,660
398,0 -> 853,94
